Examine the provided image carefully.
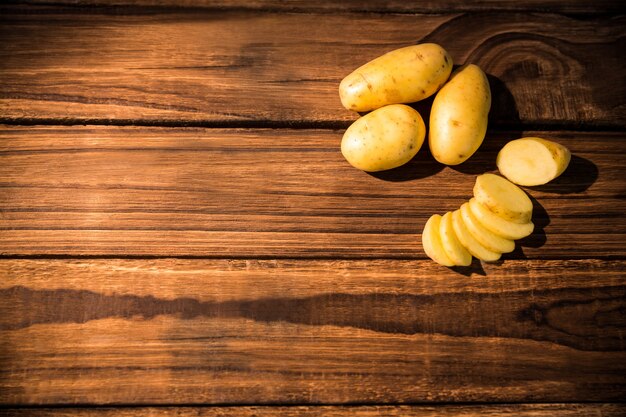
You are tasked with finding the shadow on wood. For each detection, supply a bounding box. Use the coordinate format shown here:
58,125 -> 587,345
530,154 -> 599,194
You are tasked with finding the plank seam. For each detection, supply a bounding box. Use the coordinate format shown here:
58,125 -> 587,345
3,2 -> 623,16
2,401 -> 625,408
1,118 -> 626,131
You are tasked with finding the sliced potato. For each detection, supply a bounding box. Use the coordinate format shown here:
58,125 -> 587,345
497,137 -> 571,186
451,209 -> 501,262
460,202 -> 515,253
439,211 -> 472,266
422,214 -> 455,267
469,198 -> 534,240
473,173 -> 533,223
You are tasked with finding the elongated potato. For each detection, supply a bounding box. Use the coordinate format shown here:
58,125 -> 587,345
341,104 -> 425,172
439,212 -> 472,266
422,214 -> 455,267
497,137 -> 571,186
473,173 -> 533,223
339,43 -> 453,112
460,202 -> 515,254
452,210 -> 501,262
469,198 -> 534,240
429,64 -> 491,165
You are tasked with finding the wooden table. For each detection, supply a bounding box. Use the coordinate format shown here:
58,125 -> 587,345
1,1 -> 625,416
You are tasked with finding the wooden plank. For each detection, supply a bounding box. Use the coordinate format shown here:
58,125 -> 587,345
11,0 -> 625,14
1,8 -> 624,127
1,258 -> 625,404
1,127 -> 624,258
2,404 -> 625,416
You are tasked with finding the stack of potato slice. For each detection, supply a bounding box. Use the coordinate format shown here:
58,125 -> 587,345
422,173 -> 534,266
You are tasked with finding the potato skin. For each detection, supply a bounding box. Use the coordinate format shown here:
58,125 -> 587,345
339,43 -> 453,112
429,64 -> 491,165
341,104 -> 425,172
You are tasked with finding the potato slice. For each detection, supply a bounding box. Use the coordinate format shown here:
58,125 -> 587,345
451,209 -> 501,262
473,173 -> 532,223
469,198 -> 534,240
439,211 -> 472,266
497,137 -> 571,186
460,202 -> 515,253
422,214 -> 455,266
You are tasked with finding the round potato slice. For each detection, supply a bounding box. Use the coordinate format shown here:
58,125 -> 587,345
439,211 -> 472,266
469,198 -> 534,240
497,137 -> 571,186
422,214 -> 455,267
460,202 -> 515,253
473,173 -> 533,223
452,210 -> 501,262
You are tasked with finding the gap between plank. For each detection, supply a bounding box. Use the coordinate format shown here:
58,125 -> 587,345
2,118 -> 626,132
4,2 -> 622,16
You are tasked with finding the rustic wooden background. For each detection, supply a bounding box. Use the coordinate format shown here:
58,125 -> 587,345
1,0 -> 625,416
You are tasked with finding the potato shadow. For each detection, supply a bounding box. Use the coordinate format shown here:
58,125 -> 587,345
529,155 -> 598,194
511,194 -> 550,258
367,147 -> 445,182
450,73 -> 523,175
451,258 -> 487,277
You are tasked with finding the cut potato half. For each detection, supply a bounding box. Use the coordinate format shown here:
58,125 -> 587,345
460,202 -> 515,253
473,173 -> 533,223
452,209 -> 501,262
422,214 -> 455,267
497,137 -> 571,186
469,198 -> 534,240
439,212 -> 472,266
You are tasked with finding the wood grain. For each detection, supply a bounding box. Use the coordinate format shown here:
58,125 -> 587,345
1,258 -> 625,404
1,8 -> 624,127
10,0 -> 625,14
1,126 -> 623,258
2,404 -> 625,416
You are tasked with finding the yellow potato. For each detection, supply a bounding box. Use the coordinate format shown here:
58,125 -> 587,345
429,64 -> 491,165
439,212 -> 472,266
422,214 -> 455,267
451,209 -> 501,262
460,202 -> 515,254
497,137 -> 571,186
339,43 -> 453,112
473,173 -> 533,223
341,104 -> 425,172
469,198 -> 534,240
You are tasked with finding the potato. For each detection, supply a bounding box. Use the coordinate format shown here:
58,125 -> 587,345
422,214 -> 455,267
339,43 -> 453,112
497,137 -> 571,186
451,209 -> 501,262
341,104 -> 425,172
439,212 -> 472,266
469,198 -> 534,240
429,64 -> 491,165
459,202 -> 515,254
473,173 -> 533,223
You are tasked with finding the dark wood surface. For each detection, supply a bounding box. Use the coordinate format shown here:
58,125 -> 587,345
1,0 -> 625,415
2,258 -> 625,404
0,128 -> 624,257
1,6 -> 624,127
2,404 -> 626,416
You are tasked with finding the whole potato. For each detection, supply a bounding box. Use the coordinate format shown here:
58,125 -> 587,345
339,43 -> 453,112
429,64 -> 491,165
341,104 -> 425,172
